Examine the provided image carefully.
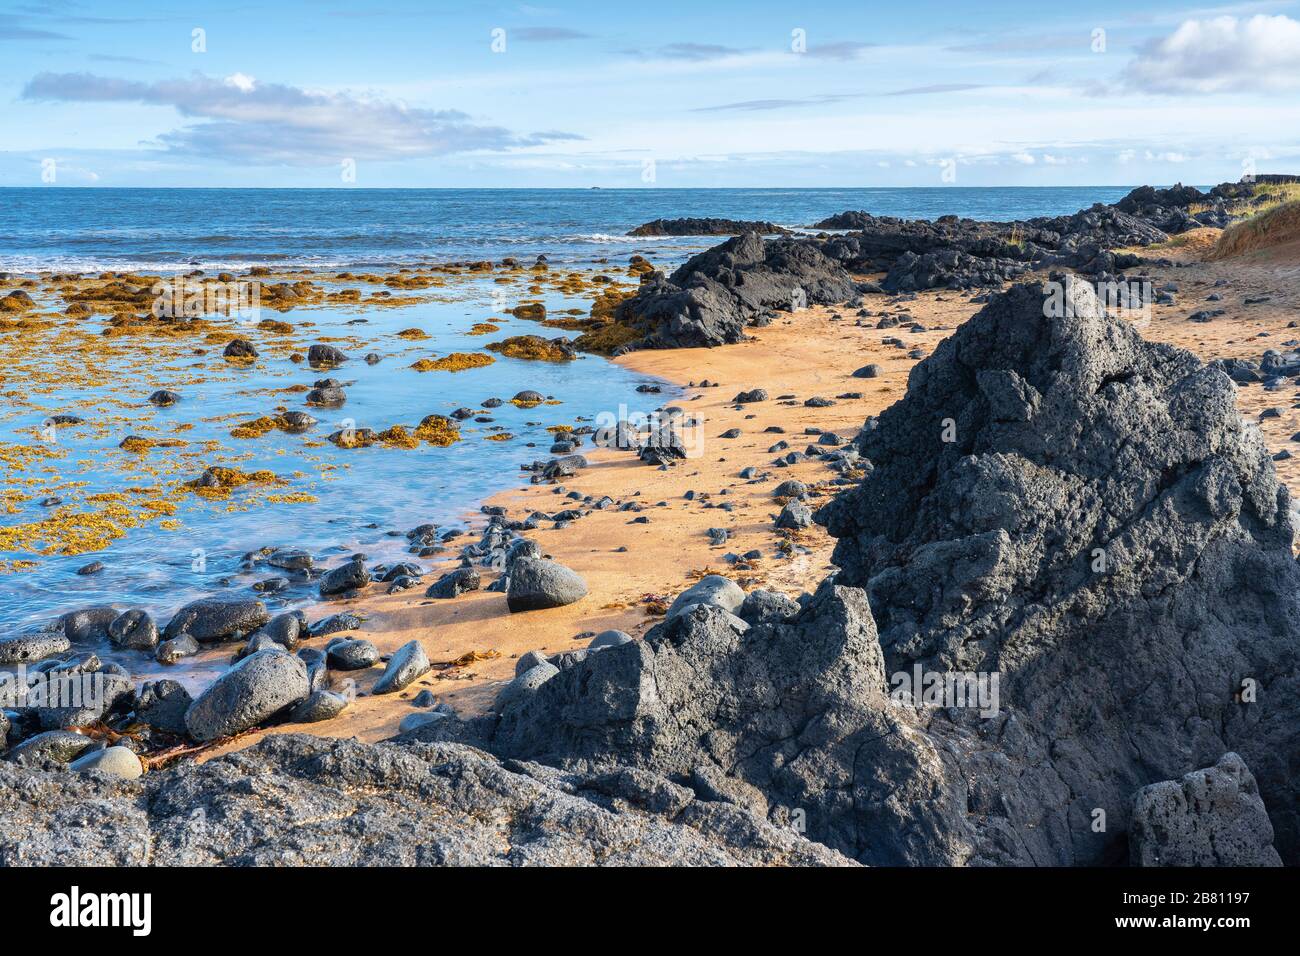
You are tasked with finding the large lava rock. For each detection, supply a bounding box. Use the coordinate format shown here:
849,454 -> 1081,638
613,232 -> 857,349
818,275 -> 1300,863
411,585 -> 979,866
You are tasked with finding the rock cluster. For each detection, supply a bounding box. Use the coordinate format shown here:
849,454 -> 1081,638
609,180 -> 1248,343
810,181 -> 1261,294
6,270 -> 1298,869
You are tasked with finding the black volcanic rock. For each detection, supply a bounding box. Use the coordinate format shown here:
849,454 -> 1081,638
0,734 -> 848,866
627,218 -> 790,237
882,248 -> 1031,292
818,275 -> 1300,862
1129,752 -> 1283,866
1114,182 -> 1244,232
411,584 -> 972,865
612,232 -> 858,349
817,202 -> 1169,291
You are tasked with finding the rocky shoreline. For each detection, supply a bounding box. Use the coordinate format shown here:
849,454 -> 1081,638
4,180 -> 1299,866
597,181 -> 1255,352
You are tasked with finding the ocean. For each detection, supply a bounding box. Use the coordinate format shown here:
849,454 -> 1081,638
0,186 -> 1136,274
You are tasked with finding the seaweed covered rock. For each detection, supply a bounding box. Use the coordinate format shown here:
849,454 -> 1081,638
612,232 -> 858,349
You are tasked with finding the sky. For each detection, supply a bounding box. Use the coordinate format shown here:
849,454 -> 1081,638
2,0 -> 1299,188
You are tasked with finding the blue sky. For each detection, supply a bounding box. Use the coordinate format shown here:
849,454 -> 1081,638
2,0 -> 1299,187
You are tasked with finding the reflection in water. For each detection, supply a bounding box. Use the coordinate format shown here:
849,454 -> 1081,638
2,267 -> 678,691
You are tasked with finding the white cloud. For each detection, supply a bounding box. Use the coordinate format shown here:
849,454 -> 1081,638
1144,150 -> 1188,162
21,72 -> 579,165
1123,14 -> 1300,93
224,73 -> 256,93
1011,151 -> 1036,164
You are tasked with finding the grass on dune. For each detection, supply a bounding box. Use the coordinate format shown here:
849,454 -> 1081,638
1211,198 -> 1300,260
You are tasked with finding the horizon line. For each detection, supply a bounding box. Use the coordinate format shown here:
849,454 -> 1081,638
0,183 -> 1216,191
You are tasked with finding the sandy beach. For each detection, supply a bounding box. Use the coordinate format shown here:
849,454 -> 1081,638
194,235 -> 1300,759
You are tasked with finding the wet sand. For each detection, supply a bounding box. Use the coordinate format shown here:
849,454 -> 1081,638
200,239 -> 1300,760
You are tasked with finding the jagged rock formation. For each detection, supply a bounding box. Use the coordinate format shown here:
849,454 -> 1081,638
1114,182 -> 1252,233
0,734 -> 850,866
818,206 -> 1164,292
598,180 -> 1278,347
812,183 -> 1274,292
421,585 -> 980,865
817,275 -> 1300,863
596,180 -> 1268,348
611,232 -> 858,349
882,248 -> 1032,292
414,277 -> 1299,867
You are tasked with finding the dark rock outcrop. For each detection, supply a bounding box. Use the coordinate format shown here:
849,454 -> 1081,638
412,586 -> 970,865
627,218 -> 790,237
1114,182 -> 1249,233
818,205 -> 1165,292
817,275 -> 1300,863
612,233 -> 858,349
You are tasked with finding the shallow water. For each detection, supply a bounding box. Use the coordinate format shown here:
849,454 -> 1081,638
1,269 -> 680,689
